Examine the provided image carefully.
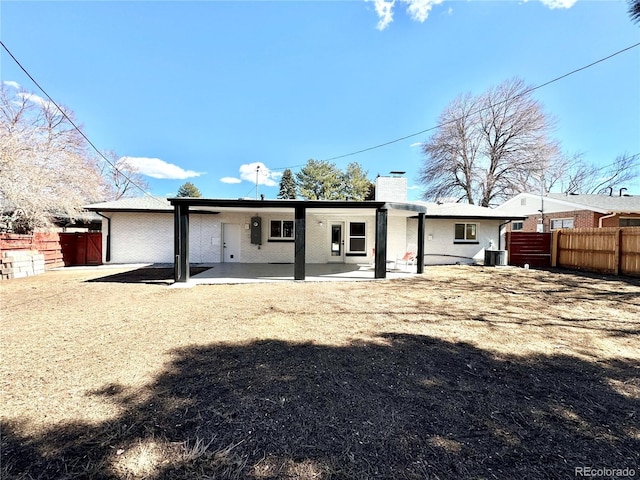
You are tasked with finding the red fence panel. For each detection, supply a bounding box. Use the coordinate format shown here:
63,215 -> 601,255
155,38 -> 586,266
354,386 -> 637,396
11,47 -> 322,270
60,232 -> 102,266
507,232 -> 552,268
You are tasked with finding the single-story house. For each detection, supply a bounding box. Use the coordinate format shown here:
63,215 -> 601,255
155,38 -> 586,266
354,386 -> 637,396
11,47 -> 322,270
495,192 -> 640,232
407,201 -> 524,265
84,176 -> 523,282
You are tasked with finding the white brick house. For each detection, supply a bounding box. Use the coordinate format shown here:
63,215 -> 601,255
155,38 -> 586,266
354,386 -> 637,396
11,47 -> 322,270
407,203 -> 519,265
84,195 -> 420,269
84,176 -> 523,279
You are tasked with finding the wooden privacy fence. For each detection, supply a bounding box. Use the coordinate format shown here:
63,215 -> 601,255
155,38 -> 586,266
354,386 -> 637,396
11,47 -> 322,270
0,233 -> 64,269
551,227 -> 640,277
0,232 -> 103,279
59,232 -> 102,266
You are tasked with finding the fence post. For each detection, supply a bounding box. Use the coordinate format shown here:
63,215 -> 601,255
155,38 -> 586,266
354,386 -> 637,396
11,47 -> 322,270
551,230 -> 559,268
614,228 -> 621,276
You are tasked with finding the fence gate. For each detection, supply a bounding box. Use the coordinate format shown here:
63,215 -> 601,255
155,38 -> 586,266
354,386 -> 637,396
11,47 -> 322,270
506,232 -> 552,268
60,232 -> 102,266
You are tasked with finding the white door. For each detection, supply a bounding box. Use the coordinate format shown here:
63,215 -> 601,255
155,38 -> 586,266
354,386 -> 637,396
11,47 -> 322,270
329,222 -> 345,262
222,224 -> 241,263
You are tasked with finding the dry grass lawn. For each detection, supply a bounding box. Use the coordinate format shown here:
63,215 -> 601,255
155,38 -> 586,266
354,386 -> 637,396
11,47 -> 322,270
1,265 -> 639,479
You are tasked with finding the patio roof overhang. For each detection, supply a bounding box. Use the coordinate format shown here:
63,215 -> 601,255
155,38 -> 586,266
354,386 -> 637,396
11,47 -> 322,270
168,198 -> 426,215
168,198 -> 428,283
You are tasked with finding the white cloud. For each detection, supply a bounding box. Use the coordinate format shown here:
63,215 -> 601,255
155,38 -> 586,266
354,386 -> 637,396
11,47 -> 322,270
410,142 -> 423,147
370,0 -> 443,29
539,0 -> 578,8
369,0 -> 576,28
238,162 -> 281,187
220,177 -> 242,184
369,0 -> 395,30
3,81 -> 21,89
120,157 -> 205,180
405,0 -> 444,23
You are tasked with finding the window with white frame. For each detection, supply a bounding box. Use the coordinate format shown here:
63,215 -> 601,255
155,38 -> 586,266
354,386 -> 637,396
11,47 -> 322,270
512,221 -> 524,231
550,218 -> 574,230
454,223 -> 477,242
348,222 -> 366,254
270,220 -> 294,240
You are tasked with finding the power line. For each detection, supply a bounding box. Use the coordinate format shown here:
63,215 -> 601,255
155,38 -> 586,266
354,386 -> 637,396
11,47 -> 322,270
315,42 -> 640,164
0,40 -> 164,206
3,38 -> 637,192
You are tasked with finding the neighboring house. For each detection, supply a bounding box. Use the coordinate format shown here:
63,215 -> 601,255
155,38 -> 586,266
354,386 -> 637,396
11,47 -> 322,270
495,192 -> 640,232
83,175 -> 523,279
0,210 -> 101,234
53,212 -> 102,233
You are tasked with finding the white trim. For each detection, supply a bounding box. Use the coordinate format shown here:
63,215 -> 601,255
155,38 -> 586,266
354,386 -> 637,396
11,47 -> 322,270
550,218 -> 574,230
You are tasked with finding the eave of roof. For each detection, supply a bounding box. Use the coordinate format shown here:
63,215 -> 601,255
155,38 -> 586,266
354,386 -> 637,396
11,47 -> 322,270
497,192 -> 640,215
168,197 -> 427,213
424,214 -> 526,220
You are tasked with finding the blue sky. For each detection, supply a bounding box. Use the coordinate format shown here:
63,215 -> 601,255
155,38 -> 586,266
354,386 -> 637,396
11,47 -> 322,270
1,0 -> 639,200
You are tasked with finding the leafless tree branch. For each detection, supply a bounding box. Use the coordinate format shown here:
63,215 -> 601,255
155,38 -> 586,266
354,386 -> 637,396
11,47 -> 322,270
1,84 -> 108,233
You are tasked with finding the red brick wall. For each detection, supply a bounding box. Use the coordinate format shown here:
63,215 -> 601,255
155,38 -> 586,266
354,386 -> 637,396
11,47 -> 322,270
510,210 -> 598,232
600,215 -> 618,228
509,212 -> 640,232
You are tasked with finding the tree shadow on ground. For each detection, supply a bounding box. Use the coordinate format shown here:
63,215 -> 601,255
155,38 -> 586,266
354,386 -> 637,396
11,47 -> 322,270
3,334 -> 639,479
528,267 -> 640,289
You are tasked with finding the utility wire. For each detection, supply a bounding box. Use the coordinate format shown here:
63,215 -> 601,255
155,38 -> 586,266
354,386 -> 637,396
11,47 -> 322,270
3,39 -> 638,190
315,42 -> 640,164
0,40 -> 165,206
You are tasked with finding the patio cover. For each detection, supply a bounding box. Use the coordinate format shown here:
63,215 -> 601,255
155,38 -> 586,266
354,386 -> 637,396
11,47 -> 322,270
168,198 -> 427,282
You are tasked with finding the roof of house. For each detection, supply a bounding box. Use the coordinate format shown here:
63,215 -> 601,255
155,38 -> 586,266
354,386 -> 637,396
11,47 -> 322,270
545,193 -> 640,213
84,197 -> 428,216
495,192 -> 640,215
85,196 -> 525,220
84,196 -> 172,212
412,201 -> 525,220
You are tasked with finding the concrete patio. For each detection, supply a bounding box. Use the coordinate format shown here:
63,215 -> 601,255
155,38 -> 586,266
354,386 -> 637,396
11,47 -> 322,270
176,263 -> 420,286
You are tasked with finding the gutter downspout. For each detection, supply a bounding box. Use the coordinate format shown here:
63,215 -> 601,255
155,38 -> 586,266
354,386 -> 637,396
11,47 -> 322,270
598,212 -> 616,228
498,220 -> 512,250
95,212 -> 111,262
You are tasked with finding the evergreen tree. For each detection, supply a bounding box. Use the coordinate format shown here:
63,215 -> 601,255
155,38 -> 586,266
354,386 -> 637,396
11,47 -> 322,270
277,168 -> 297,199
343,162 -> 371,201
295,159 -> 371,201
176,182 -> 202,197
295,160 -> 344,200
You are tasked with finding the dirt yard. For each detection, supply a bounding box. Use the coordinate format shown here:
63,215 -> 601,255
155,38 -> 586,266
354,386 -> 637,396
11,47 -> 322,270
1,265 -> 639,479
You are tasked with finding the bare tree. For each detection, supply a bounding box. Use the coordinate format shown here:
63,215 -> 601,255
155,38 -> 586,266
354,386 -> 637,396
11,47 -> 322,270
562,153 -> 639,194
629,0 -> 640,23
0,83 -> 107,233
99,151 -> 149,200
419,78 -> 562,206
